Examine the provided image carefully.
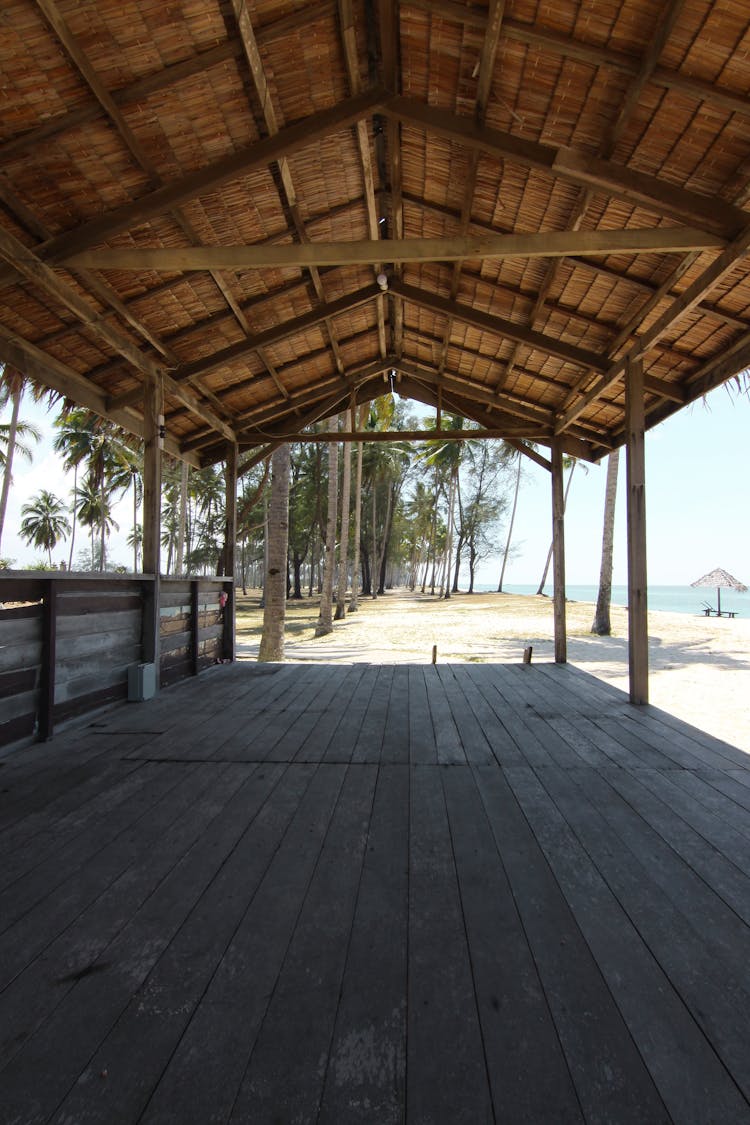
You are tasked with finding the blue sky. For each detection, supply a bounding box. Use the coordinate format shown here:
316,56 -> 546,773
2,381 -> 748,588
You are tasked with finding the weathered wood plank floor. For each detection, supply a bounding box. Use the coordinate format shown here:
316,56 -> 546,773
2,661 -> 750,1124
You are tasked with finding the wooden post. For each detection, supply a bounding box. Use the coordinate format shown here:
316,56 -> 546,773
38,578 -> 57,740
223,440 -> 238,661
551,437 -> 567,663
626,356 -> 649,704
141,377 -> 163,687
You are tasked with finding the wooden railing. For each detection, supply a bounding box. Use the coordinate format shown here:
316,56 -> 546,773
0,573 -> 233,749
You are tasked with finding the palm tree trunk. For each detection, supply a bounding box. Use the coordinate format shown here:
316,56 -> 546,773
68,463 -> 78,570
443,466 -> 458,600
335,411 -> 352,620
591,449 -> 620,635
349,407 -> 364,612
537,460 -> 576,595
498,452 -> 521,592
370,482 -> 377,599
0,387 -> 21,553
133,475 -> 139,572
258,444 -> 290,661
315,436 -> 338,635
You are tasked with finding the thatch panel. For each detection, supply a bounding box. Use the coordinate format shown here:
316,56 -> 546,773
263,325 -> 330,370
661,1 -> 750,85
60,0 -> 228,90
253,6 -> 351,123
400,128 -> 473,214
133,72 -> 261,180
0,4 -> 88,141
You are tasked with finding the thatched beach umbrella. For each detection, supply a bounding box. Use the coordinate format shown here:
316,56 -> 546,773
691,568 -> 748,615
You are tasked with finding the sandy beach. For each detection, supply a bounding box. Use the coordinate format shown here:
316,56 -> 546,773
236,589 -> 750,756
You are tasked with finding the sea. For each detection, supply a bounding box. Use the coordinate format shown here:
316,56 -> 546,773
477,583 -> 748,618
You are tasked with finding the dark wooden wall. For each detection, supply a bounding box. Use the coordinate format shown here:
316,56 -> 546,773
0,574 -> 233,749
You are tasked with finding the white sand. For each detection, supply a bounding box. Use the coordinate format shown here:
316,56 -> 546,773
236,590 -> 750,756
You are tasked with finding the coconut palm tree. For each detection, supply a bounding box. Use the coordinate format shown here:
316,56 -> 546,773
335,408 -> 353,620
315,426 -> 338,636
258,444 -> 290,661
348,405 -> 365,611
591,448 -> 620,635
20,490 -> 71,567
0,364 -> 46,552
498,448 -> 522,592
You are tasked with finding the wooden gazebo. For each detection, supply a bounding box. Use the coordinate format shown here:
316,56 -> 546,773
2,0 -> 750,705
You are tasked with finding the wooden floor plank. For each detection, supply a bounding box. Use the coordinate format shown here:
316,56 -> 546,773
536,763 -> 750,1106
381,665 -> 410,764
443,765 -> 583,1122
408,665 -> 436,765
47,762 -> 313,1125
3,661 -> 750,1124
476,764 -> 669,1122
229,764 -> 377,1123
504,764 -> 750,1122
0,761 -> 191,931
290,665 -> 368,762
407,763 -> 494,1123
319,764 -> 409,1124
0,762 -> 263,1123
322,663 -> 380,762
138,763 -> 346,1125
449,664 -> 527,767
435,665 -> 495,766
423,665 -> 466,764
351,665 -> 393,763
0,762 -> 209,1001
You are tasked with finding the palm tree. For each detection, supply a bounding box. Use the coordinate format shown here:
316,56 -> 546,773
335,408 -> 353,620
349,405 -> 364,611
591,449 -> 620,635
75,476 -> 118,570
498,448 -> 522,592
0,364 -> 45,553
258,444 -> 290,661
418,415 -> 472,599
315,427 -> 338,636
53,408 -> 136,570
20,490 -> 71,567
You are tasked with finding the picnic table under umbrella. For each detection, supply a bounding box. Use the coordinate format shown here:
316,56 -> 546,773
691,568 -> 748,616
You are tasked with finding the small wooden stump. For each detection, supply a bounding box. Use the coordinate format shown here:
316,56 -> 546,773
432,644 -> 437,664
522,645 -> 533,664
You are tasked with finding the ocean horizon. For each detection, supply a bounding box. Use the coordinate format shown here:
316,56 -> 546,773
475,583 -> 748,618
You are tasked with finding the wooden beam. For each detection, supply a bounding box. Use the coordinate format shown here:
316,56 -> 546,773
403,7 -> 750,121
0,222 -> 238,444
551,437 -> 567,663
508,439 -> 552,472
0,327 -> 198,464
62,227 -> 725,272
381,97 -> 747,238
392,279 -> 608,372
557,220 -> 750,432
35,89 -> 387,265
625,357 -> 648,704
172,283 -> 381,384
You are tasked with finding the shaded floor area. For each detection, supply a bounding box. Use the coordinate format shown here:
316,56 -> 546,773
1,661 -> 750,1122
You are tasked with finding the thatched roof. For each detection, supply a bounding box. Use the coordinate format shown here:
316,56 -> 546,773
691,568 -> 748,591
2,0 -> 750,468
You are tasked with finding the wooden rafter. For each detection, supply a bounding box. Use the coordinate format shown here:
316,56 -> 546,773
391,279 -> 608,373
381,97 -> 748,239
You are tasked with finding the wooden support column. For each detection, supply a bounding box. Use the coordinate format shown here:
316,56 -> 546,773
141,377 -> 163,686
626,356 -> 649,704
223,440 -> 238,661
551,437 -> 567,663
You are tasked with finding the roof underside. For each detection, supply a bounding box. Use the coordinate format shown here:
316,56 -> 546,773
1,0 -> 750,467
